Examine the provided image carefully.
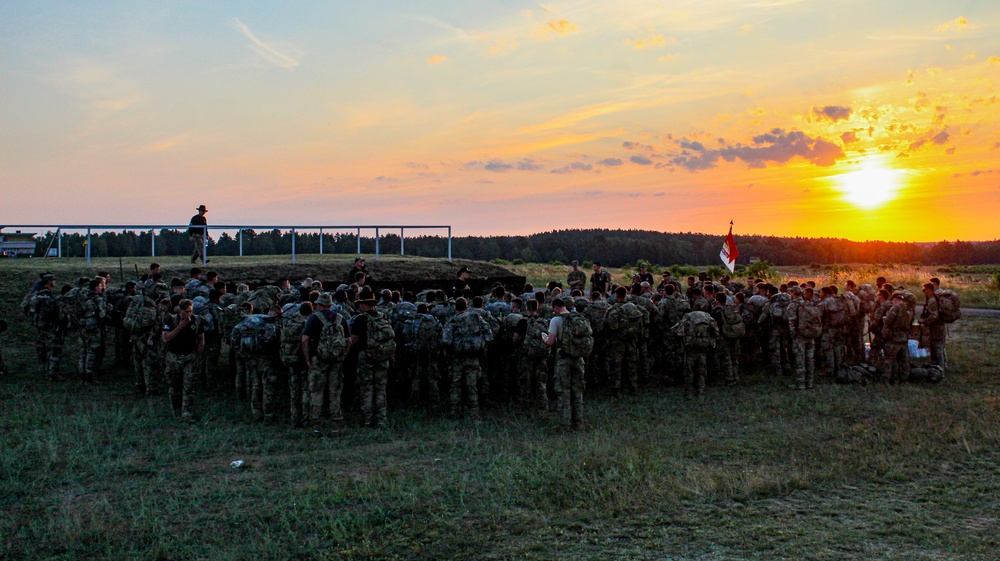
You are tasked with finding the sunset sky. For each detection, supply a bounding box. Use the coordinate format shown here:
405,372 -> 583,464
2,1 -> 999,242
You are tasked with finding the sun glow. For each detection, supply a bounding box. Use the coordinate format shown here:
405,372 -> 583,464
830,157 -> 907,210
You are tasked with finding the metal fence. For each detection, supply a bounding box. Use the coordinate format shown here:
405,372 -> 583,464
1,224 -> 453,267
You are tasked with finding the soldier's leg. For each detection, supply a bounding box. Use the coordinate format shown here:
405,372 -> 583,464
684,350 -> 696,396
608,341 -> 623,392
729,338 -> 741,383
262,359 -> 278,422
132,338 -> 146,392
357,357 -> 375,426
625,339 -> 639,392
793,337 -> 807,389
570,357 -> 586,429
248,359 -> 264,421
692,351 -> 708,396
464,358 -> 481,420
552,357 -> 569,424
533,357 -> 549,412
803,339 -> 816,388
449,360 -> 464,416
426,352 -> 441,407
766,329 -> 782,376
181,354 -> 198,418
289,363 -> 304,428
235,355 -> 248,400
165,355 -> 183,416
307,360 -> 329,428
373,360 -> 389,426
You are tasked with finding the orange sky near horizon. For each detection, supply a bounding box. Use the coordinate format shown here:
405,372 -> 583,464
2,3 -> 999,243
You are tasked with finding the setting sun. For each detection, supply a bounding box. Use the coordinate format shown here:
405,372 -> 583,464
829,158 -> 908,210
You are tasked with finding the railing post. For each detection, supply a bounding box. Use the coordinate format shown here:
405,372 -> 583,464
239,229 -> 243,257
202,225 -> 208,266
448,226 -> 452,261
357,228 -> 361,255
291,228 -> 297,264
375,227 -> 380,261
400,227 -> 405,256
319,228 -> 324,255
86,228 -> 92,268
151,229 -> 156,257
58,231 -> 62,258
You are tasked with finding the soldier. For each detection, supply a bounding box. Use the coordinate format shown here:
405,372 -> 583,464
234,306 -> 282,423
658,284 -> 690,384
819,286 -> 849,378
406,303 -> 442,407
279,301 -> 312,428
441,297 -> 493,420
882,292 -> 913,384
758,285 -> 792,378
918,282 -> 947,371
567,261 -> 587,294
302,293 -> 351,435
184,268 -> 210,300
500,298 -> 525,400
518,299 -> 551,411
843,280 -> 865,363
123,282 -> 164,395
75,278 -> 107,385
672,310 -> 718,398
869,289 -> 891,370
162,298 -> 205,419
351,287 -> 397,428
28,274 -> 66,381
584,291 -> 611,388
606,286 -> 643,395
589,262 -> 611,296
712,292 -> 744,387
786,286 -> 822,390
188,204 -> 209,264
542,298 -> 591,429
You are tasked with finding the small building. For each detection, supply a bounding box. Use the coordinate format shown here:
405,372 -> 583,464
0,230 -> 37,257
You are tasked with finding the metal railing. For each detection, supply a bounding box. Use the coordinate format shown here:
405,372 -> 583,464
1,224 -> 453,267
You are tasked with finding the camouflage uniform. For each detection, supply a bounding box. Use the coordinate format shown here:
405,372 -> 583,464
583,299 -> 610,388
76,289 -> 106,383
247,353 -> 279,422
869,300 -> 891,370
607,301 -> 642,393
882,301 -> 912,383
163,314 -> 204,418
442,311 -> 493,419
553,352 -> 586,429
820,296 -> 847,377
758,293 -> 792,377
787,297 -> 821,389
712,302 -> 743,386
566,269 -> 587,294
28,289 -> 66,380
921,295 -> 948,370
674,311 -> 718,397
658,295 -> 690,384
357,348 -> 390,427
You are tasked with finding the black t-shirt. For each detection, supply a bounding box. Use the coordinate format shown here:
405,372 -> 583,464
188,214 -> 207,236
164,314 -> 202,355
639,272 -> 654,285
352,313 -> 369,352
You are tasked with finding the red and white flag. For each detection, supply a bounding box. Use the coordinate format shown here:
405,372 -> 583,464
720,221 -> 739,273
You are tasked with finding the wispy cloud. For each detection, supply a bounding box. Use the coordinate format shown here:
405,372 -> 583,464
233,19 -> 299,69
625,33 -> 677,50
427,55 -> 447,64
936,16 -> 969,33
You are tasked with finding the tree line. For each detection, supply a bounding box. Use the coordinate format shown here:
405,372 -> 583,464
23,228 -> 1000,267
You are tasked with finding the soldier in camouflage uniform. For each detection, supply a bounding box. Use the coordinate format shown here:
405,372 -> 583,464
673,310 -> 718,398
442,297 -> 493,420
239,306 -> 282,423
711,292 -> 743,387
75,279 -> 107,385
566,261 -> 587,294
542,298 -> 588,429
517,299 -> 550,410
918,283 -> 948,370
819,286 -> 847,377
162,299 -> 205,419
352,288 -> 396,428
658,284 -> 690,384
606,286 -> 642,395
882,292 -> 912,383
29,275 -> 67,381
126,282 -> 166,395
589,262 -> 611,296
409,303 -> 443,407
758,285 -> 792,378
280,301 -> 311,428
786,286 -> 822,389
302,293 -> 351,435
868,289 -> 891,371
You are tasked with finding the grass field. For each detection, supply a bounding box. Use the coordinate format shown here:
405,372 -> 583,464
2,256 -> 999,560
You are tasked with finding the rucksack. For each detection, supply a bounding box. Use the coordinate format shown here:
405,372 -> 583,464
843,291 -> 860,318
584,300 -> 610,333
719,304 -> 746,339
836,364 -> 879,384
607,302 -> 643,339
448,312 -> 489,354
184,279 -> 210,301
232,315 -> 279,355
796,300 -> 823,339
191,296 -> 215,333
483,300 -> 510,319
403,314 -> 440,352
826,296 -> 850,328
523,316 -> 551,358
363,312 -> 397,361
681,311 -> 717,350
123,296 -> 157,334
659,296 -> 692,329
315,312 -> 348,362
770,293 -> 791,322
559,312 -> 594,358
279,305 -> 308,366
30,291 -> 63,330
901,291 -> 918,313
392,301 -> 418,333
936,290 -> 962,323
62,287 -> 87,329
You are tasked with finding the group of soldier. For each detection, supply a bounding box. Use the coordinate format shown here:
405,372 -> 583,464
17,258 -> 956,434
